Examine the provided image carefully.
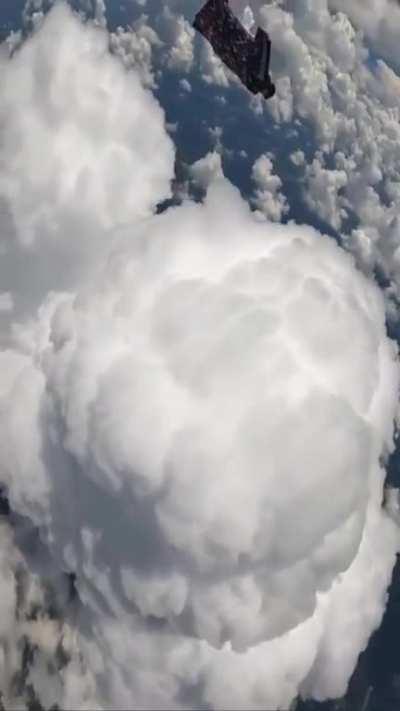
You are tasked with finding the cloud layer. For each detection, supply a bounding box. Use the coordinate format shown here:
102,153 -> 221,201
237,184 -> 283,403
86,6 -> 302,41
0,3 -> 399,710
0,1 -> 174,324
126,0 -> 400,316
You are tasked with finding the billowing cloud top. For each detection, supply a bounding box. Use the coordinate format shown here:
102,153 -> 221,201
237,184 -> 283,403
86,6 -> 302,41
0,1 -> 174,321
0,3 -> 399,711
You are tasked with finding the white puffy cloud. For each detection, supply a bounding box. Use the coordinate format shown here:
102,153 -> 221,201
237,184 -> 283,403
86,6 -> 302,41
189,150 -> 224,190
199,38 -> 231,88
118,4 -> 196,79
109,14 -> 163,88
159,7 -> 195,72
328,0 -> 400,71
1,3 -> 400,710
291,149 -> 306,166
179,77 -> 192,92
303,152 -> 348,231
0,1 -> 174,325
251,153 -> 289,221
3,170 -> 399,710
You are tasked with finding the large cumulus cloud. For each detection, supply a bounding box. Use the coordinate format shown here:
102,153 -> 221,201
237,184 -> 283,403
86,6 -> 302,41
0,3 -> 400,710
0,1 -> 174,324
3,166 -> 399,711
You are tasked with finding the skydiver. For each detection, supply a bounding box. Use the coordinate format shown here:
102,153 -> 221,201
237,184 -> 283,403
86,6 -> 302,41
193,0 -> 276,100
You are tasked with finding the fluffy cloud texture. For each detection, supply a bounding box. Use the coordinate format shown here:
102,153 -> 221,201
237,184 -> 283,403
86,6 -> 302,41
0,1 -> 174,323
130,0 -> 400,315
241,1 -> 400,312
0,3 -> 400,710
251,153 -> 289,222
328,0 -> 400,70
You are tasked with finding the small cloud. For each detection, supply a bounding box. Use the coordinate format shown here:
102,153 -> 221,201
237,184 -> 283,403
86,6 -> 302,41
179,77 -> 192,92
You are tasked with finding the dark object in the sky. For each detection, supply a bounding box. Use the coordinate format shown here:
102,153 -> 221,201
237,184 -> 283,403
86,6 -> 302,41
0,486 -> 10,516
193,0 -> 275,100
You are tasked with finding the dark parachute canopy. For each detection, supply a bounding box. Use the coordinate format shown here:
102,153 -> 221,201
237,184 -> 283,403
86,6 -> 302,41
193,0 -> 276,100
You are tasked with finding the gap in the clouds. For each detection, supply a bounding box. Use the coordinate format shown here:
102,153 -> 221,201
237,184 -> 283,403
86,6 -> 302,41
382,394 -> 400,492
105,0 -> 199,32
367,45 -> 400,78
156,69 -> 342,243
296,555 -> 400,711
0,486 -> 10,515
374,267 -> 400,354
387,318 -> 400,350
4,0 -> 96,43
363,555 -> 400,709
156,75 -> 218,166
105,0 -> 139,30
0,0 -> 26,41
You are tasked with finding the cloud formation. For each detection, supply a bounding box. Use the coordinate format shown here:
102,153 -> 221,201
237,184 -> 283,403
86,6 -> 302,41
251,153 -> 289,221
0,3 -> 399,710
146,0 -> 400,314
0,1 -> 174,323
